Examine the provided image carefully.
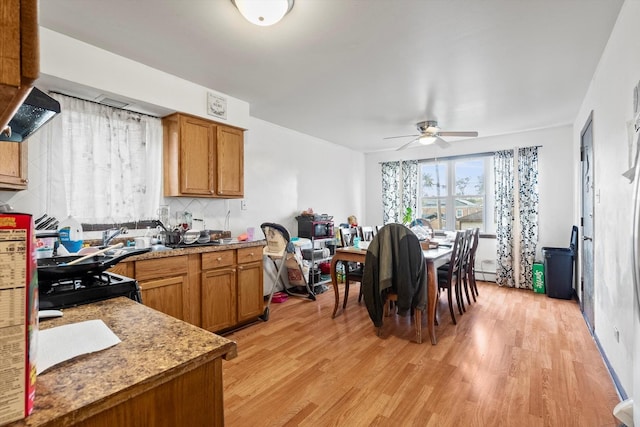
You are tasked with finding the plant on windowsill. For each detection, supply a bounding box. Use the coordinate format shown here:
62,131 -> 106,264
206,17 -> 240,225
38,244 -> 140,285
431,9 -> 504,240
402,207 -> 413,226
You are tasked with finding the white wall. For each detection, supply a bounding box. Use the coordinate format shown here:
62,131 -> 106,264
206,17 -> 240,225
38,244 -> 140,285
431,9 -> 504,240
363,125 -> 576,276
39,28 -> 251,130
573,0 -> 639,414
0,29 -> 366,240
165,117 -> 365,239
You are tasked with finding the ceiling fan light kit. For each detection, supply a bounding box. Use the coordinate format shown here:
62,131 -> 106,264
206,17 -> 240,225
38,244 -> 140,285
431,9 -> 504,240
418,136 -> 437,145
385,120 -> 479,151
231,0 -> 294,26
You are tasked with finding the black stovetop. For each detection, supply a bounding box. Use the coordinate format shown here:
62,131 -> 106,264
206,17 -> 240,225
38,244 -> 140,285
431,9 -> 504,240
39,271 -> 141,310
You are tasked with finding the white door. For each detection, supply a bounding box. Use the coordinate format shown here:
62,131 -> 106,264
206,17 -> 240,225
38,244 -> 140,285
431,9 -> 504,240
581,113 -> 595,334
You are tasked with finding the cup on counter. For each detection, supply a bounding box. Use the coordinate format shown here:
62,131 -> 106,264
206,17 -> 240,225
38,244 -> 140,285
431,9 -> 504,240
134,237 -> 150,249
246,227 -> 255,241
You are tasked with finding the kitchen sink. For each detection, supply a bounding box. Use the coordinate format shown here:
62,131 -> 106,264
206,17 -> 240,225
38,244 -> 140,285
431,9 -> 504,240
105,245 -> 171,256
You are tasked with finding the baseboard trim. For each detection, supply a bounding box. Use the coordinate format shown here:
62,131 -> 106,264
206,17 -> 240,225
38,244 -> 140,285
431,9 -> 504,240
588,313 -> 628,401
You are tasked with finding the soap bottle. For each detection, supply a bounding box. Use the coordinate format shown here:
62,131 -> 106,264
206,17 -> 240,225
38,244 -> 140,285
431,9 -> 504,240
58,215 -> 83,253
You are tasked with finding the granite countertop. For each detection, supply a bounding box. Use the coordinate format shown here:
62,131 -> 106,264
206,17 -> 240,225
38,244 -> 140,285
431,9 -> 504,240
90,239 -> 266,262
7,298 -> 237,427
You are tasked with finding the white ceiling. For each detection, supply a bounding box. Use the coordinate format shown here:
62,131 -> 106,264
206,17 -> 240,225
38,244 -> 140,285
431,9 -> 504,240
38,0 -> 623,153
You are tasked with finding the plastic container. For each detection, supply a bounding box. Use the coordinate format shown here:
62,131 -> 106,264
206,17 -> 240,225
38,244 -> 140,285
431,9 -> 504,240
58,215 -> 83,253
543,249 -> 574,299
542,226 -> 578,299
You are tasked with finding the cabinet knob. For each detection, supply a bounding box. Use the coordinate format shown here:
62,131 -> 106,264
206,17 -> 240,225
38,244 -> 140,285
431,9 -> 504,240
217,257 -> 222,261
238,265 -> 244,270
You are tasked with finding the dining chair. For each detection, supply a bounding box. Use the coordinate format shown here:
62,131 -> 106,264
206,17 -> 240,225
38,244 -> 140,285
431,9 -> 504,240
462,228 -> 480,301
339,227 -> 364,308
437,231 -> 465,325
361,223 -> 427,343
458,229 -> 474,310
359,226 -> 375,241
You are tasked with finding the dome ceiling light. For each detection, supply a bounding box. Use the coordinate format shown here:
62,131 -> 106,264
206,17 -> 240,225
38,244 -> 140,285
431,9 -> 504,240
231,0 -> 295,26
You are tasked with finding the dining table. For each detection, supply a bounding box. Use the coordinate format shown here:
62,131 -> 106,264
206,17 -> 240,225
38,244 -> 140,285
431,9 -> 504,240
329,245 -> 453,345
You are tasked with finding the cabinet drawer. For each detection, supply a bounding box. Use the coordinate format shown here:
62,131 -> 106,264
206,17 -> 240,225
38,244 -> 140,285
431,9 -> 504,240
108,261 -> 133,278
202,250 -> 235,270
237,246 -> 263,264
135,256 -> 188,281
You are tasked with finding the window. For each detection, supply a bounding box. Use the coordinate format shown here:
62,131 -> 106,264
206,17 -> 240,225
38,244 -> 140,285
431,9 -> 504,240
418,155 -> 494,232
44,93 -> 163,223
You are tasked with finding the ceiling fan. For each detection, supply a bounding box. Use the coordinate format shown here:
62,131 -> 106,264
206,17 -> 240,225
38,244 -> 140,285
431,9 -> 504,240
384,120 -> 478,151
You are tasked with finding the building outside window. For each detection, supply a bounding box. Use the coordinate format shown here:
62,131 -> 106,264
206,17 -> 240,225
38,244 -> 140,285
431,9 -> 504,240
418,155 -> 495,232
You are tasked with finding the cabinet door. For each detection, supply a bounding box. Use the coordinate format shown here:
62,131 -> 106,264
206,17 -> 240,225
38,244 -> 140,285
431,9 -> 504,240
201,267 -> 237,332
0,140 -> 27,190
216,125 -> 243,197
237,261 -> 264,322
0,0 -> 38,132
179,115 -> 215,195
139,275 -> 188,321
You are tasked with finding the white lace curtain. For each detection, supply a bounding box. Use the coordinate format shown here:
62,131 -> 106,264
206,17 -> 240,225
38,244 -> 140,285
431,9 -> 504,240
381,160 -> 418,224
494,147 -> 539,289
41,93 -> 163,223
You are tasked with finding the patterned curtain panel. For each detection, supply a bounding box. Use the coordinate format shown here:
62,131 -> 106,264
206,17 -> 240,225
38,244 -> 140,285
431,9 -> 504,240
381,162 -> 401,224
517,146 -> 539,289
402,160 -> 418,220
494,150 -> 515,287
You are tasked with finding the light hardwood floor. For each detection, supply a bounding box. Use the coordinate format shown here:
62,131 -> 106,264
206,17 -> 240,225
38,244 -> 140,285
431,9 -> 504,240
223,282 -> 620,426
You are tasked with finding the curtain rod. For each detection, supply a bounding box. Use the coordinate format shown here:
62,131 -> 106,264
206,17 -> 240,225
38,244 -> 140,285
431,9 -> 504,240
49,90 -> 161,119
378,145 -> 543,164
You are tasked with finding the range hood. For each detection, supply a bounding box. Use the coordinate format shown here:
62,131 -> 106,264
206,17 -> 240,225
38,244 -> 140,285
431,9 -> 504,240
0,87 -> 61,143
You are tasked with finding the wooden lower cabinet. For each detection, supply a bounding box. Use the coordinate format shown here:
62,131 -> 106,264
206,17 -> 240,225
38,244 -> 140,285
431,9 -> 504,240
81,358 -> 223,427
202,266 -> 237,331
237,261 -> 263,322
135,255 -> 189,322
107,261 -> 133,278
201,247 -> 264,333
130,246 -> 264,332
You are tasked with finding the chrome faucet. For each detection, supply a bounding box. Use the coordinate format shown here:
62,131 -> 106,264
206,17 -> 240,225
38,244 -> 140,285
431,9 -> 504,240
102,227 -> 127,246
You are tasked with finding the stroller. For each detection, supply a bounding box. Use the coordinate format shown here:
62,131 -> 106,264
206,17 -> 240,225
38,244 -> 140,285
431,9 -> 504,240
260,222 -> 316,321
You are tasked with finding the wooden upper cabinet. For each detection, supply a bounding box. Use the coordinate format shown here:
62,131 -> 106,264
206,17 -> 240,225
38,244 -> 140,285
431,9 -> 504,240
163,112 -> 244,198
217,125 -> 244,197
0,0 -> 39,133
0,0 -> 38,191
0,139 -> 27,189
179,115 -> 215,195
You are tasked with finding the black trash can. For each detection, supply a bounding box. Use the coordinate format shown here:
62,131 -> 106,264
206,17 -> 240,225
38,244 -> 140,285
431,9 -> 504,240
542,226 -> 578,299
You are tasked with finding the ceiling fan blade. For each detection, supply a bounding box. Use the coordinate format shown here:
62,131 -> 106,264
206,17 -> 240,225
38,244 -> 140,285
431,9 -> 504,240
434,136 -> 451,149
396,137 -> 420,151
383,134 -> 419,140
438,131 -> 479,137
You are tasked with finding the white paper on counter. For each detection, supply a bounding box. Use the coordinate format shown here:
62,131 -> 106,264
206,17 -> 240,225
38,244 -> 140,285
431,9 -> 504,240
37,319 -> 121,375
